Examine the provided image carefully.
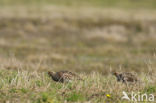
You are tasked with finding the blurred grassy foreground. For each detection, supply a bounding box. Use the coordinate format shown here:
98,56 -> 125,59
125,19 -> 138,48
0,0 -> 156,103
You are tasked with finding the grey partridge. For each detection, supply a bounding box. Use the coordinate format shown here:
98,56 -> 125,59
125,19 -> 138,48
48,71 -> 83,83
113,72 -> 138,83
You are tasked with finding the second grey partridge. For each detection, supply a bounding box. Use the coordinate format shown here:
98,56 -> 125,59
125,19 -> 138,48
113,72 -> 138,83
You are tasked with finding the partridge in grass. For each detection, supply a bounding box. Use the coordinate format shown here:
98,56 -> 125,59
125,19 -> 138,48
48,71 -> 83,83
113,72 -> 138,83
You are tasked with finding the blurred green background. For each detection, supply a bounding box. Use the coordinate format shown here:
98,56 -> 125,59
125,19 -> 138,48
0,0 -> 156,9
0,0 -> 156,73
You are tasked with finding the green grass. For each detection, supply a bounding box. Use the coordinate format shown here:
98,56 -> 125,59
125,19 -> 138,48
0,70 -> 155,103
66,91 -> 85,102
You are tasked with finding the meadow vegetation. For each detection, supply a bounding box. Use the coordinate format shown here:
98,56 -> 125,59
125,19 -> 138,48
0,0 -> 156,102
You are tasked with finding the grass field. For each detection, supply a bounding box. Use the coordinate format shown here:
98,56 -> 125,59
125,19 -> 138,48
0,0 -> 156,103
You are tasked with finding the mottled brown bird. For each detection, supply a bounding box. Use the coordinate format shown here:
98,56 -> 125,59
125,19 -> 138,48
48,71 -> 83,83
113,72 -> 138,83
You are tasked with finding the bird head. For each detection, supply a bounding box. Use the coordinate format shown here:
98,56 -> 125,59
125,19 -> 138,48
112,72 -> 122,82
48,71 -> 55,76
112,72 -> 119,76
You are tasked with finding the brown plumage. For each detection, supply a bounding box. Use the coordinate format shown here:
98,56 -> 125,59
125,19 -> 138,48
48,71 -> 83,83
113,72 -> 138,83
